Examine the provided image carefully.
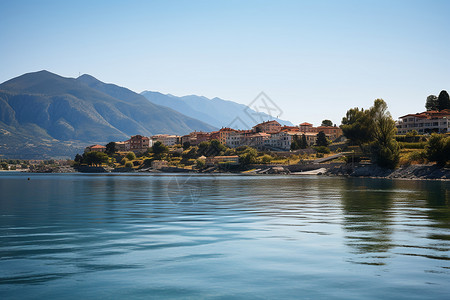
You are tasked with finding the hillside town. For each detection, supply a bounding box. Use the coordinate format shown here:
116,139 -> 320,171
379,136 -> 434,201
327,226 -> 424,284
85,107 -> 450,156
85,120 -> 344,154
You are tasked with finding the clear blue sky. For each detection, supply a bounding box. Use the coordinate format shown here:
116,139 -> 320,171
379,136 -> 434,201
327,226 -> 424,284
1,0 -> 449,126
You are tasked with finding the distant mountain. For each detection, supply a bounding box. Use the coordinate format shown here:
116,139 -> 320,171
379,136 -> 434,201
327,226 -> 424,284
0,71 -> 216,159
141,91 -> 293,129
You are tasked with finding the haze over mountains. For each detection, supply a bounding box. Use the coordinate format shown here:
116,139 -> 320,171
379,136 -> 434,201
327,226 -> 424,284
0,70 -> 293,159
141,91 -> 293,129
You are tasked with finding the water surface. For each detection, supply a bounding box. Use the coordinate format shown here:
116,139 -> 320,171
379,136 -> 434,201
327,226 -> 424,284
0,173 -> 449,299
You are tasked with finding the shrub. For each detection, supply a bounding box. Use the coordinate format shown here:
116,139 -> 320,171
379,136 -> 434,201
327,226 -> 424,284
370,139 -> 400,169
399,142 -> 426,149
260,154 -> 272,164
120,158 -> 128,165
425,134 -> 450,166
125,162 -> 133,168
126,152 -> 136,160
314,146 -> 330,154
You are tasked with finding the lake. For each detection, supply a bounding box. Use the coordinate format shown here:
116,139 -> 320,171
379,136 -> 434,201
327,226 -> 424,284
0,173 -> 449,299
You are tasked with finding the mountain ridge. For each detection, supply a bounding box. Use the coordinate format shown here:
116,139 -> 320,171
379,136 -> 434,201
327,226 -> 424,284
0,71 -> 216,159
141,90 -> 293,129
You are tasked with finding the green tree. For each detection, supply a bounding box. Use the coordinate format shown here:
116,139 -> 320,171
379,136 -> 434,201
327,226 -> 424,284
315,131 -> 329,147
152,141 -> 169,159
260,154 -> 272,164
437,90 -> 450,111
126,152 -> 136,160
368,99 -> 400,169
425,95 -> 438,111
105,142 -> 116,155
300,134 -> 308,149
83,151 -> 109,167
195,159 -> 206,169
321,119 -> 333,127
425,134 -> 450,166
74,154 -> 83,165
182,141 -> 191,150
340,107 -> 372,148
239,148 -> 258,166
290,135 -> 300,150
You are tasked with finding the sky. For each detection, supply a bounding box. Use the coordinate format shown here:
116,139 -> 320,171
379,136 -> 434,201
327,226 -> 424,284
1,0 -> 450,126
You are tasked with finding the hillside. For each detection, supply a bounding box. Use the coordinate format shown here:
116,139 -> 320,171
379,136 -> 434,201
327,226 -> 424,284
0,71 -> 216,159
141,91 -> 293,129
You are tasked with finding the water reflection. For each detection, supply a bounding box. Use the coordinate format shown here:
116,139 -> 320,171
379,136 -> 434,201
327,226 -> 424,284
340,179 -> 395,265
1,173 -> 450,299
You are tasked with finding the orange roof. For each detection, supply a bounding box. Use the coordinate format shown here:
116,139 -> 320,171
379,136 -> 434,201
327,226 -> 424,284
299,122 -> 313,126
90,144 -> 105,149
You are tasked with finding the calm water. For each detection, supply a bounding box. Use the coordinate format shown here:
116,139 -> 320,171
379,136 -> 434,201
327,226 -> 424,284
0,173 -> 449,299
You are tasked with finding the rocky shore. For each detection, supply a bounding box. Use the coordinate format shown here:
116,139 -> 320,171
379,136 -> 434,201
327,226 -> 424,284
24,163 -> 450,180
326,164 -> 450,180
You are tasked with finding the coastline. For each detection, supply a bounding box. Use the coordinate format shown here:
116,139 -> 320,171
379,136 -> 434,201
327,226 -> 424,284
19,163 -> 450,181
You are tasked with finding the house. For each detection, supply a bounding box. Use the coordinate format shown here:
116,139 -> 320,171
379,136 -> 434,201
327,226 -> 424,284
84,144 -> 106,153
298,122 -> 343,141
241,132 -> 270,149
152,134 -> 180,146
316,126 -> 343,141
128,135 -> 151,153
182,131 -> 211,146
205,155 -> 239,166
397,109 -> 450,134
266,131 -> 296,150
218,127 -> 238,145
115,141 -> 130,152
253,120 -> 282,134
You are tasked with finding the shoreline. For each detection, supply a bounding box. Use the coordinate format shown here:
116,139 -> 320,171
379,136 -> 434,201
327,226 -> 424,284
18,163 -> 450,181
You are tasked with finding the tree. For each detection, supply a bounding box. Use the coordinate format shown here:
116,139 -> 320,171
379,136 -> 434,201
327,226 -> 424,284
437,90 -> 450,111
425,134 -> 450,166
425,95 -> 438,111
83,151 -> 109,167
290,135 -> 300,150
239,148 -> 258,166
341,99 -> 399,169
316,131 -> 329,147
126,152 -> 136,160
152,141 -> 169,159
300,134 -> 308,149
340,107 -> 372,148
368,99 -> 400,169
105,142 -> 116,155
182,141 -> 191,150
74,154 -> 83,165
321,119 -> 333,127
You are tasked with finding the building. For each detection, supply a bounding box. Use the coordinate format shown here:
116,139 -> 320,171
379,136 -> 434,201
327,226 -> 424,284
397,110 -> 450,134
152,134 -> 180,146
241,132 -> 270,149
299,122 -> 315,133
315,126 -> 343,141
84,144 -> 106,153
182,131 -> 211,146
253,120 -> 282,134
266,131 -> 296,150
128,135 -> 151,153
115,141 -> 130,152
298,122 -> 343,141
218,128 -> 238,145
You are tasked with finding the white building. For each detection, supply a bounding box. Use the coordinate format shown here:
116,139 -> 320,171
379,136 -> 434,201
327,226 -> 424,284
397,110 -> 450,134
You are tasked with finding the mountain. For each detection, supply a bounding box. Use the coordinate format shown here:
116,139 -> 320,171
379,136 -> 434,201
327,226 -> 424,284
0,71 -> 216,159
141,91 -> 293,129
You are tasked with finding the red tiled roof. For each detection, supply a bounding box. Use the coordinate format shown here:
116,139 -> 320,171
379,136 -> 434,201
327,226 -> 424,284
299,122 -> 313,126
90,144 -> 105,149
